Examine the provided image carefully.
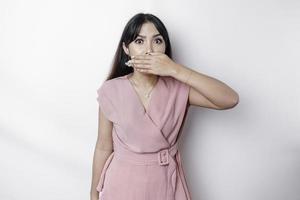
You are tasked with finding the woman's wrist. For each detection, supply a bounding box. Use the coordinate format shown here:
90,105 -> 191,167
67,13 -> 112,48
169,63 -> 182,77
169,63 -> 193,85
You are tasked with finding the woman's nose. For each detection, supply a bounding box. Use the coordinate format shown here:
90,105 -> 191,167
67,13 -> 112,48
145,43 -> 153,53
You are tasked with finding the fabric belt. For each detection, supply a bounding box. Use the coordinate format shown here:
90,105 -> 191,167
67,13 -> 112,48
114,141 -> 179,166
96,140 -> 191,200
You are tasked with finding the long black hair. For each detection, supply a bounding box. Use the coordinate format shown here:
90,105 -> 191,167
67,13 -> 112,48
104,12 -> 173,80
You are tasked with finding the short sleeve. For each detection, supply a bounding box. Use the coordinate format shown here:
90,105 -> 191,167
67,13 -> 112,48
172,78 -> 191,111
96,83 -> 117,123
179,80 -> 191,108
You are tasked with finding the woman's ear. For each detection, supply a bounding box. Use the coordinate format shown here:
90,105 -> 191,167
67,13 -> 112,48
122,42 -> 129,56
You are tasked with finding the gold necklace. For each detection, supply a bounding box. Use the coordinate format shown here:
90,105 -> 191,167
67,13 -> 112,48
129,76 -> 157,98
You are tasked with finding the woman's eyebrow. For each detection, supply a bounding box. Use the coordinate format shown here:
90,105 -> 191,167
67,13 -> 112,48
137,33 -> 162,38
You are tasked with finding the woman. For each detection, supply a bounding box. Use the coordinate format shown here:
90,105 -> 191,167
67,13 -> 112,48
90,13 -> 239,200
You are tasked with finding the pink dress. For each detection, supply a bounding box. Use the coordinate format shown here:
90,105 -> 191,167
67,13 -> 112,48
96,73 -> 192,200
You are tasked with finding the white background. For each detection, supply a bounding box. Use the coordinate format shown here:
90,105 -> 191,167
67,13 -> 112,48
0,0 -> 299,200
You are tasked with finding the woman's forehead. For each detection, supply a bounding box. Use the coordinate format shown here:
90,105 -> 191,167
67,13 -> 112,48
138,22 -> 160,36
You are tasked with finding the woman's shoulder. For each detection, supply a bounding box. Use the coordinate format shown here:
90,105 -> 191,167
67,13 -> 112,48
97,75 -> 127,96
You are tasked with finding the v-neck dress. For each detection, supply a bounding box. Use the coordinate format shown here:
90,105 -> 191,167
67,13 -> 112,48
96,73 -> 192,200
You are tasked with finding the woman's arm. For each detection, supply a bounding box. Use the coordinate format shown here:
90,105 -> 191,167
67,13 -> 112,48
90,107 -> 114,200
170,64 -> 239,110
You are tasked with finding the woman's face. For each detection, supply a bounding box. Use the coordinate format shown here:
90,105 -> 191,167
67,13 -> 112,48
123,22 -> 166,57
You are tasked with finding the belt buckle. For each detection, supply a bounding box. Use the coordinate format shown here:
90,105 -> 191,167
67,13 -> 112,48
158,149 -> 169,165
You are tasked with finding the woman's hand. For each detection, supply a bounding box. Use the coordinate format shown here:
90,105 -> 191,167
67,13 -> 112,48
126,52 -> 179,77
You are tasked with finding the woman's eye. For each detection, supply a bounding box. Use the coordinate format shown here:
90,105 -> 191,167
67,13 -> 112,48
155,38 -> 163,44
135,39 -> 143,44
